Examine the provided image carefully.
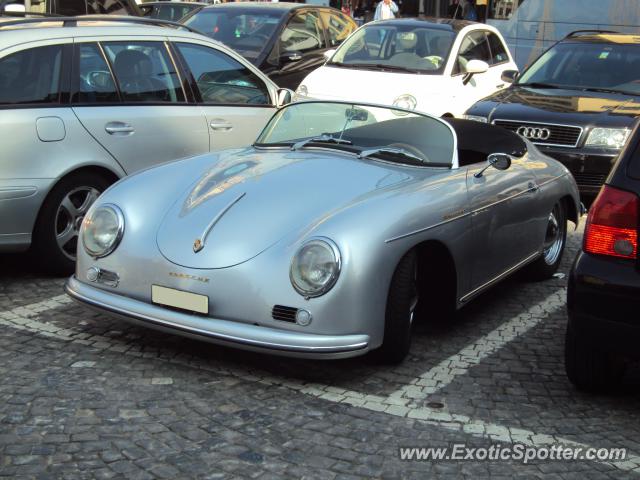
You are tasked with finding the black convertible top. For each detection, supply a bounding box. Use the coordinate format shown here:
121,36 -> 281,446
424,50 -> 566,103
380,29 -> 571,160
444,118 -> 527,166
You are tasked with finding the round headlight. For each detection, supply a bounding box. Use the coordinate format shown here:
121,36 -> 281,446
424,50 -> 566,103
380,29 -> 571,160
290,238 -> 341,298
392,94 -> 417,112
82,204 -> 124,258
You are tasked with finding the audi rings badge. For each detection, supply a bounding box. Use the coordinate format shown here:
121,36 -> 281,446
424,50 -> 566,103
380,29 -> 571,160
517,126 -> 551,141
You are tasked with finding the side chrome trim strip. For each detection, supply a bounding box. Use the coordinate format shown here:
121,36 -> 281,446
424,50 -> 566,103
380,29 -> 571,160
385,211 -> 471,243
459,251 -> 540,303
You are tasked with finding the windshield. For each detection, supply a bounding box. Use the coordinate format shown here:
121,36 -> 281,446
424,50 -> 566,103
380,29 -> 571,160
256,102 -> 455,166
183,9 -> 282,60
329,24 -> 455,74
518,41 -> 640,95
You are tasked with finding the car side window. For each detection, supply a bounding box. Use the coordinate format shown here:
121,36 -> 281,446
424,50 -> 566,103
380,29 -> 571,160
101,41 -> 185,103
486,32 -> 509,65
175,43 -> 270,105
74,43 -> 119,104
321,11 -> 355,48
0,44 -> 63,105
58,0 -> 87,15
87,0 -> 132,15
280,11 -> 326,54
453,31 -> 491,75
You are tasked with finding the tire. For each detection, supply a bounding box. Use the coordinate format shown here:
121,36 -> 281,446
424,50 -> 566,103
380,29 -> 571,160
524,201 -> 567,280
376,250 -> 419,364
32,172 -> 111,275
564,323 -> 625,392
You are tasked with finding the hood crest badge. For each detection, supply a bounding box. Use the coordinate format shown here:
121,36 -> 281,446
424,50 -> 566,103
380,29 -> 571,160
193,192 -> 246,254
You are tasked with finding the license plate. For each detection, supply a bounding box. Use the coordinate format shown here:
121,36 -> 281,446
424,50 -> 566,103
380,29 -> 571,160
151,285 -> 209,315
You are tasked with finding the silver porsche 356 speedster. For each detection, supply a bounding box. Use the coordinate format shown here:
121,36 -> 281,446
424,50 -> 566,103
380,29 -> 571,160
65,101 -> 580,362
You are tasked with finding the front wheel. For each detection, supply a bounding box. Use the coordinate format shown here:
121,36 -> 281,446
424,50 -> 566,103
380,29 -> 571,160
376,251 -> 419,364
33,172 -> 111,275
524,201 -> 567,280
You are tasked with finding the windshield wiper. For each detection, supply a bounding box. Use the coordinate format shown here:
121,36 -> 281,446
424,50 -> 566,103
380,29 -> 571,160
291,135 -> 353,151
358,147 -> 428,166
326,61 -> 351,68
346,63 -> 420,74
578,86 -> 637,96
517,82 -> 563,89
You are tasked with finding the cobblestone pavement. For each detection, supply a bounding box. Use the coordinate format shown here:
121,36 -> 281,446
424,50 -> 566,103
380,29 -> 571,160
1,221 -> 639,479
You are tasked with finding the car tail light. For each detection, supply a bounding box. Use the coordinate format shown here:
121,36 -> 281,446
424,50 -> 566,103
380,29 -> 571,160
584,185 -> 638,259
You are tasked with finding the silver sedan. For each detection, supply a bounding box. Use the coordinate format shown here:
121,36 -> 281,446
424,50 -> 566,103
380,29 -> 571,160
65,101 -> 580,362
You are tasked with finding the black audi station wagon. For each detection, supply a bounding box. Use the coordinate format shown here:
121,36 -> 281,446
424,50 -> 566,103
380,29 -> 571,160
465,31 -> 640,200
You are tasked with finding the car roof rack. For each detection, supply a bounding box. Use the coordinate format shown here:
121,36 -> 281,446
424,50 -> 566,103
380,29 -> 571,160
0,14 -> 205,34
565,29 -> 622,38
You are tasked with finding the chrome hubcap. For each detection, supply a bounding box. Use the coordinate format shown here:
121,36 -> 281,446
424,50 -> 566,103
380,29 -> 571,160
55,187 -> 100,260
542,204 -> 565,265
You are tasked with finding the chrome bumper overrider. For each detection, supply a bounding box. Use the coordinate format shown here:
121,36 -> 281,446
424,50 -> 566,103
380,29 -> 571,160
65,276 -> 370,359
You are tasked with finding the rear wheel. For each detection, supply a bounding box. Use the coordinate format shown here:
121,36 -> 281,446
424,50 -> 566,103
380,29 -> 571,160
524,201 -> 567,280
376,251 -> 419,364
564,323 -> 625,392
33,172 -> 111,275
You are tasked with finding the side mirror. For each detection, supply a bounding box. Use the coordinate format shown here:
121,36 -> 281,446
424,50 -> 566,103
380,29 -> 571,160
501,69 -> 519,83
474,153 -> 512,178
465,59 -> 489,74
281,51 -> 302,64
276,88 -> 294,107
323,49 -> 336,61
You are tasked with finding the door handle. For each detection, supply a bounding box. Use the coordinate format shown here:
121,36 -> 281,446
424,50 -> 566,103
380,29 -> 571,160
105,122 -> 134,135
496,83 -> 505,89
528,181 -> 540,193
209,120 -> 233,132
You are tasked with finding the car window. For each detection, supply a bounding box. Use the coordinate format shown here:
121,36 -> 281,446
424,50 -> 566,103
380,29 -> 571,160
144,4 -> 195,21
176,43 -> 270,105
486,32 -> 509,65
183,9 -> 282,61
320,11 -> 355,48
454,31 -> 491,74
0,44 -> 63,105
86,0 -> 133,14
280,10 -> 326,53
74,43 -> 119,104
101,42 -> 185,103
58,0 -> 87,15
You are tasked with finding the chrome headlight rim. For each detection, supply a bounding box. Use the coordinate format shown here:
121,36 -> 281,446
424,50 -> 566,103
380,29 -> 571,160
585,127 -> 631,149
82,203 -> 125,259
289,237 -> 342,298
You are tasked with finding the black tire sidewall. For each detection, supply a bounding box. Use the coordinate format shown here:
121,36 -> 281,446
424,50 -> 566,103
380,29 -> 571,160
525,201 -> 567,281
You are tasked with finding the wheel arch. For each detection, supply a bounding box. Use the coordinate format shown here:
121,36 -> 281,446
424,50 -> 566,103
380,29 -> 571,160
560,194 -> 579,227
410,238 -> 458,319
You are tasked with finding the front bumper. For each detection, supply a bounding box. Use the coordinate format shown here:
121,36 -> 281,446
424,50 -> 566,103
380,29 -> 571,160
537,146 -> 617,196
567,251 -> 640,358
65,276 -> 370,359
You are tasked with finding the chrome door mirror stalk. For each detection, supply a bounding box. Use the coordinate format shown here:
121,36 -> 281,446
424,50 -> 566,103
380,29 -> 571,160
474,153 -> 512,178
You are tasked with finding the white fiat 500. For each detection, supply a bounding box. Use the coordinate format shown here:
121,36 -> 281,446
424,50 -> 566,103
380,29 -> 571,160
295,18 -> 518,117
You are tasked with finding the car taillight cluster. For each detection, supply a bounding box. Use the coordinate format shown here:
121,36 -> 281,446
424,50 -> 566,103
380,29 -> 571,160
584,185 -> 638,259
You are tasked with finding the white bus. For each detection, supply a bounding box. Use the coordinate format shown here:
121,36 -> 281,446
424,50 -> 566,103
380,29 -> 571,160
486,0 -> 640,68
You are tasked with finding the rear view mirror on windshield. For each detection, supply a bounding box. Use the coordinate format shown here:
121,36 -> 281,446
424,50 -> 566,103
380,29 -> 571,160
345,107 -> 369,122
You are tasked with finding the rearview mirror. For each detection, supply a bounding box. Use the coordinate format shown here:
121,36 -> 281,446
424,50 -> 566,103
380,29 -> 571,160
501,69 -> 519,83
276,88 -> 294,107
323,49 -> 336,61
345,107 -> 368,122
474,153 -> 511,178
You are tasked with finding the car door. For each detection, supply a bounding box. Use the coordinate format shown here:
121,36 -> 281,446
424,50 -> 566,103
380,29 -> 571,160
172,41 -> 277,152
463,156 -> 540,294
71,38 -> 209,175
449,30 -> 495,116
268,9 -> 329,90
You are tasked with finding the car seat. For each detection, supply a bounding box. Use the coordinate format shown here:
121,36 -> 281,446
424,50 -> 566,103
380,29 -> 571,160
112,49 -> 168,102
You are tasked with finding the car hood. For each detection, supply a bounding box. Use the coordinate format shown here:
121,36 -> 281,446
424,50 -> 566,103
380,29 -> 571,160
156,148 -> 416,269
484,86 -> 640,127
303,65 -> 444,107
